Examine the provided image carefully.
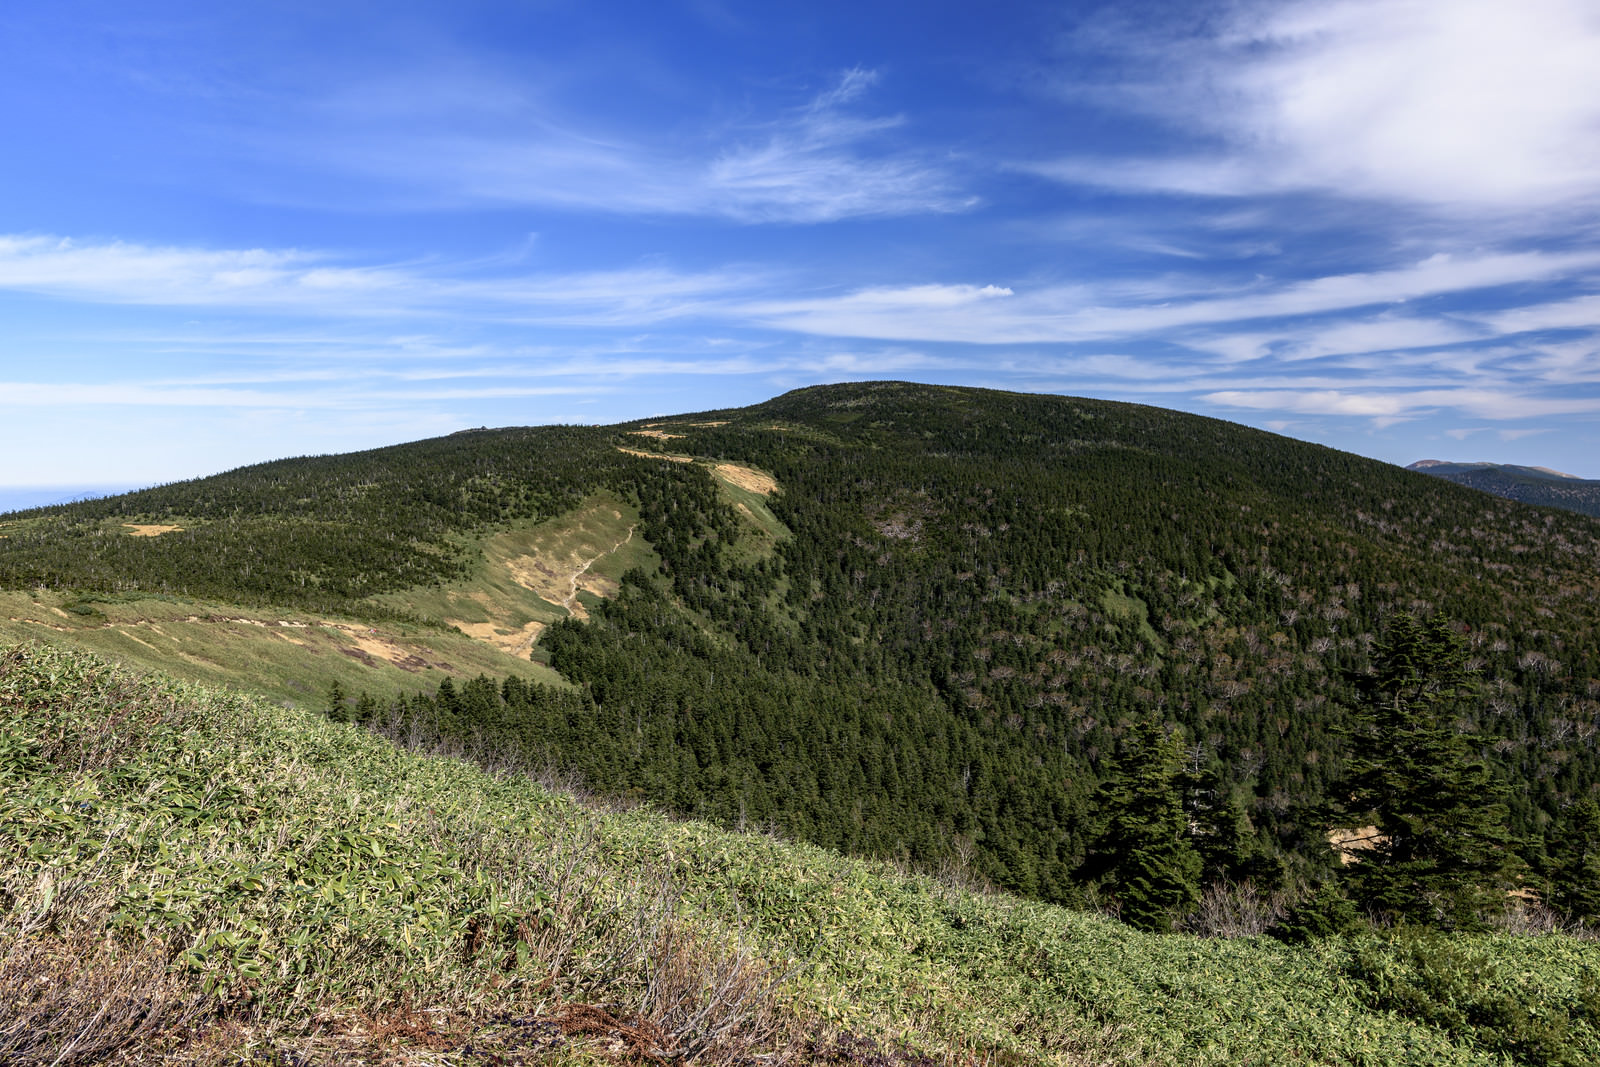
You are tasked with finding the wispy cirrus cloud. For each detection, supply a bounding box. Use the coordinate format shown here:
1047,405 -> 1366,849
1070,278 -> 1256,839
744,250 -> 1600,344
0,234 -> 757,321
1034,0 -> 1600,215
261,67 -> 970,223
0,380 -> 596,409
1202,387 -> 1600,422
4,229 -> 1597,460
5,234 -> 1594,384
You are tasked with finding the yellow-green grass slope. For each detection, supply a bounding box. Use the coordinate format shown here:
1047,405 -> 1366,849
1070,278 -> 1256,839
0,490 -> 667,708
3,642 -> 1597,1065
366,490 -> 662,662
0,588 -> 568,710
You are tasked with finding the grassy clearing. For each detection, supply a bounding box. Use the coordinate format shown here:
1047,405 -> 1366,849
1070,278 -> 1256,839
1098,586 -> 1162,648
0,590 -> 565,709
5,643 -> 1598,1065
713,474 -> 790,569
371,491 -> 658,651
0,490 -> 669,708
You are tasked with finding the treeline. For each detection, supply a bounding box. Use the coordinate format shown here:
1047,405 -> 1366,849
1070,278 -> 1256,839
7,381 -> 1600,920
340,609 -> 1600,934
0,428 -> 716,612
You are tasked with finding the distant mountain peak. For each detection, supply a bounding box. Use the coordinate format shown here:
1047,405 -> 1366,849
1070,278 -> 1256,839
1406,459 -> 1600,518
1406,459 -> 1584,481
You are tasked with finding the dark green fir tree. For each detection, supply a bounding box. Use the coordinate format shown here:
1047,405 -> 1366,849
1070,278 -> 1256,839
326,679 -> 350,723
1082,717 -> 1201,932
1334,614 -> 1521,929
1548,794 -> 1600,925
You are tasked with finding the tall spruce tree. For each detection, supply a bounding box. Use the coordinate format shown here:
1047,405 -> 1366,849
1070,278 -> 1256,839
1334,614 -> 1521,929
1548,794 -> 1600,925
1083,717 -> 1201,932
1183,756 -> 1282,888
326,679 -> 350,723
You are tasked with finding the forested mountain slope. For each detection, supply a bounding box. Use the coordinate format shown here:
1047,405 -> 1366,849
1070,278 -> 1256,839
10,644 -> 1596,1065
4,382 -> 1599,906
1407,460 -> 1600,518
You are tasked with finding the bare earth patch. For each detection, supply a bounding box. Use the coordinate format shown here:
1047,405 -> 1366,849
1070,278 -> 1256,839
190,614 -> 450,672
324,623 -> 449,672
1328,825 -> 1384,865
617,447 -> 693,463
714,463 -> 779,495
629,428 -> 686,440
123,524 -> 182,537
113,629 -> 163,653
690,420 -> 729,427
500,525 -> 636,621
450,618 -> 548,658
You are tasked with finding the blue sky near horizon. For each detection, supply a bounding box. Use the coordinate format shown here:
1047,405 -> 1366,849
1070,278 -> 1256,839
3,0 -> 1600,493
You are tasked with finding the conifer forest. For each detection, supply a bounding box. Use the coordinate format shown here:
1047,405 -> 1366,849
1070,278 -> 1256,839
5,382 -> 1599,933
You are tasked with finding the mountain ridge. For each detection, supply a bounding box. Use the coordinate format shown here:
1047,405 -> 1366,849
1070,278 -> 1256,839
1408,459 -> 1585,480
3,381 -> 1598,907
1406,458 -> 1600,518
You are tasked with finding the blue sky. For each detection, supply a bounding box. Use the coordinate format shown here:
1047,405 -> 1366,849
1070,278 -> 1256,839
4,0 -> 1600,503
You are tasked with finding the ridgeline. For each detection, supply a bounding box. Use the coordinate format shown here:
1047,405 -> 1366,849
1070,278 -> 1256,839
4,381 -> 1599,911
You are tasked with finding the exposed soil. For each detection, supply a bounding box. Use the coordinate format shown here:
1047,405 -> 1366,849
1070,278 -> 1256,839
628,428 -> 686,440
616,447 -> 693,463
713,463 -> 779,495
1327,825 -> 1384,865
494,523 -> 636,623
450,618 -> 548,658
560,525 -> 636,616
325,622 -> 451,672
123,524 -> 182,537
6,607 -> 453,674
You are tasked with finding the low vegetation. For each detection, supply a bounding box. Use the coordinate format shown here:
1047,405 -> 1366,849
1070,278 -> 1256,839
0,588 -> 568,707
4,382 -> 1600,922
5,643 -> 1599,1064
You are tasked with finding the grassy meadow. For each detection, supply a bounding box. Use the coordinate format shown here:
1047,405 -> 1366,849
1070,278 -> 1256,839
4,642 -> 1598,1065
0,589 -> 568,710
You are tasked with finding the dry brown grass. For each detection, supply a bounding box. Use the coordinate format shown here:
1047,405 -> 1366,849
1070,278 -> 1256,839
711,464 -> 778,496
0,924 -> 206,1065
1182,881 -> 1291,938
1327,825 -> 1384,865
449,811 -> 796,1064
122,524 -> 182,537
616,447 -> 694,463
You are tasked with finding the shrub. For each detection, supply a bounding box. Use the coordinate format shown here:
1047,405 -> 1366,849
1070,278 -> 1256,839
1269,884 -> 1364,944
1345,929 -> 1600,1067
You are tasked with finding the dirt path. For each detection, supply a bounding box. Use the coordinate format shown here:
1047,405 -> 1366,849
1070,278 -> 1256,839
617,446 -> 693,463
564,525 -> 636,612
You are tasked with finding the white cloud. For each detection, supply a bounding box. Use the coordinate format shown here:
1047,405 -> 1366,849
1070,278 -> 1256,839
7,234 -> 1591,364
1184,313 -> 1482,365
1204,387 -> 1600,420
281,68 -> 969,223
1474,293 -> 1600,335
746,251 -> 1600,344
1040,0 -> 1600,213
0,379 -> 595,409
0,235 -> 754,321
